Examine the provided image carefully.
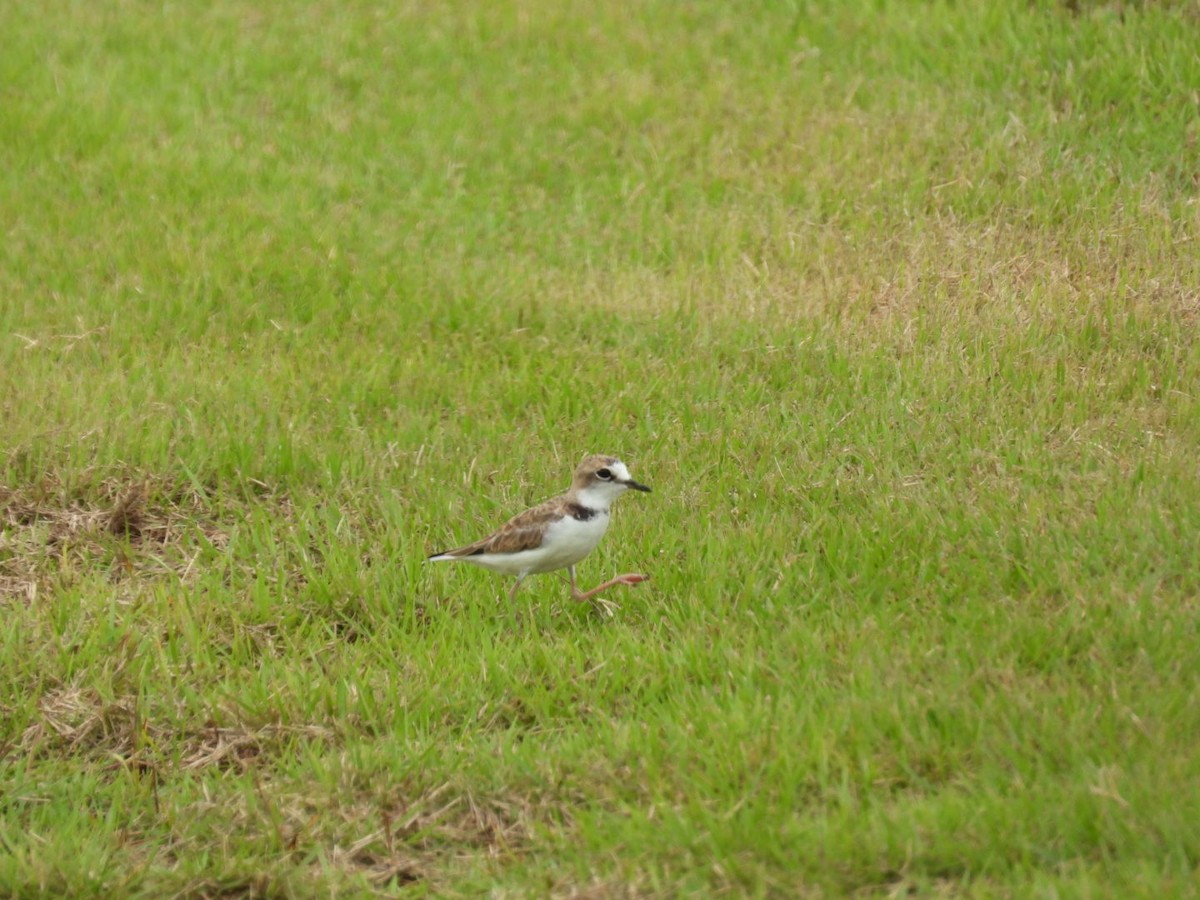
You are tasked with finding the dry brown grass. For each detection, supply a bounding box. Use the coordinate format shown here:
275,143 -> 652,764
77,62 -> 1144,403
12,687 -> 530,890
325,784 -> 531,887
0,470 -> 230,604
19,683 -> 335,772
158,775 -> 538,893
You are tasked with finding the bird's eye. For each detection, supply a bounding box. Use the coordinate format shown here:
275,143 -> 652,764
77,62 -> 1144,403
596,468 -> 613,480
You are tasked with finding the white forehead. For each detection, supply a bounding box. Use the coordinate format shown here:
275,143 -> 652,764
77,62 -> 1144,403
609,461 -> 632,481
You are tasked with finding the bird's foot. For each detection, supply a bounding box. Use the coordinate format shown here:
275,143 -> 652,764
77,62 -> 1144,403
612,573 -> 649,587
571,573 -> 650,605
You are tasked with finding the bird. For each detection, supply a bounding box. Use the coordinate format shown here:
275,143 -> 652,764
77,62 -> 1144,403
427,454 -> 651,610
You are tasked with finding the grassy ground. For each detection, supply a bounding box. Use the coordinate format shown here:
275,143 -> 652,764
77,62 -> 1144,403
3,0 -> 1200,895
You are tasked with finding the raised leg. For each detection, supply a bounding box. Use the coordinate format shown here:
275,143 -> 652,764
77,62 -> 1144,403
571,573 -> 650,603
569,566 -> 650,615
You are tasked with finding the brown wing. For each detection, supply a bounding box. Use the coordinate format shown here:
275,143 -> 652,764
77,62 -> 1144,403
433,497 -> 568,557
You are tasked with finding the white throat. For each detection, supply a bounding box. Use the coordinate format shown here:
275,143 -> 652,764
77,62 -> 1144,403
575,483 -> 623,511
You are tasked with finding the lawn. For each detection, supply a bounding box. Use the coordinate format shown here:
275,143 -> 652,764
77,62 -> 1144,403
2,0 -> 1199,895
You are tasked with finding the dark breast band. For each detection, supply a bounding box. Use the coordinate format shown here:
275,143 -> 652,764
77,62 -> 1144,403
566,503 -> 603,522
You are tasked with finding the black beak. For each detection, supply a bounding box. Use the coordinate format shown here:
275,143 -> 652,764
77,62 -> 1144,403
624,480 -> 651,493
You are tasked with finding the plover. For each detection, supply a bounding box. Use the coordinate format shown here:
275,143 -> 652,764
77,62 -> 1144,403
428,454 -> 651,610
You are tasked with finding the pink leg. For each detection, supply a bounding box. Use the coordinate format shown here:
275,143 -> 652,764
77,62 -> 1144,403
569,565 -> 650,603
508,574 -> 527,603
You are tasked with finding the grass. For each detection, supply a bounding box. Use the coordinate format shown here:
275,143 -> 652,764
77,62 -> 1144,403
2,0 -> 1200,894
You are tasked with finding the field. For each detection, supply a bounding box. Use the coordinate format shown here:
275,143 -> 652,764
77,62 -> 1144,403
3,0 -> 1200,895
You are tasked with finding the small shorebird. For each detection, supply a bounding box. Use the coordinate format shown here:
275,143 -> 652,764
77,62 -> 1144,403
428,454 -> 651,610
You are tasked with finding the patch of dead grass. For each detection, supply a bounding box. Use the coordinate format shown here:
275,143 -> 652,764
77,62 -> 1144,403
158,776 -> 536,892
180,722 -> 335,772
566,212 -> 1199,337
323,784 -> 531,887
0,470 -> 230,604
12,685 -> 542,889
19,683 -> 335,773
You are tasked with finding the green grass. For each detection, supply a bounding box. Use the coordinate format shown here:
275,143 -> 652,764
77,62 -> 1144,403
3,0 -> 1200,894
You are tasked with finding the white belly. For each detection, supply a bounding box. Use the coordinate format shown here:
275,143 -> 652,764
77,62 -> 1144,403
467,512 -> 610,576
